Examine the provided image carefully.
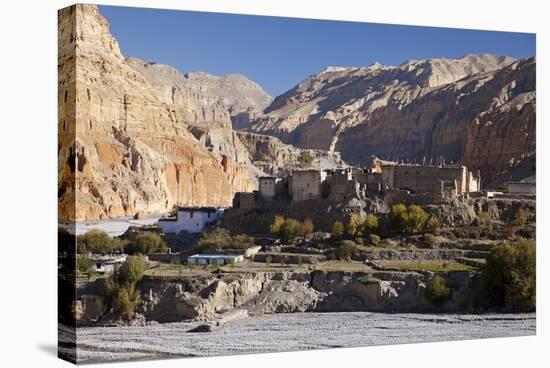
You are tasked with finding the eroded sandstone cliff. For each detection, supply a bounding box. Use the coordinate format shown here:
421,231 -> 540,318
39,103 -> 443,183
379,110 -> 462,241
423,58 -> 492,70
58,5 -> 267,220
236,131 -> 345,175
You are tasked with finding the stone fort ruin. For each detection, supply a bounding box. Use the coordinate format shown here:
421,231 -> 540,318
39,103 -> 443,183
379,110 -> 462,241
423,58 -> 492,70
233,156 -> 481,209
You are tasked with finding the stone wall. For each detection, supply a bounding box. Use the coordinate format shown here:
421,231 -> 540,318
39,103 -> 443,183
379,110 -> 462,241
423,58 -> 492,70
325,172 -> 360,202
259,177 -> 277,197
288,170 -> 321,200
383,164 -> 469,194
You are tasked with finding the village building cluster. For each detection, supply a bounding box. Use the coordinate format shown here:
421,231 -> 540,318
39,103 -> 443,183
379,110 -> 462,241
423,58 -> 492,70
234,156 -> 482,209
157,156 -> 536,237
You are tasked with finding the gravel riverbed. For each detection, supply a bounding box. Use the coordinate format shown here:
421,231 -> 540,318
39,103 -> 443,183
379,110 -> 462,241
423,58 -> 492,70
60,312 -> 535,363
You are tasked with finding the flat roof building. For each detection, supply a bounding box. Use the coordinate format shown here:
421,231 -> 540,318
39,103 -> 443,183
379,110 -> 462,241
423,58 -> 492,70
159,207 -> 225,234
187,254 -> 244,266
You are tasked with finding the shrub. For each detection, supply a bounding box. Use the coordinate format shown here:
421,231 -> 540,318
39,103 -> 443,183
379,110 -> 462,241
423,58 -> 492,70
422,233 -> 436,246
369,234 -> 381,245
281,218 -> 304,243
389,204 -> 409,232
480,238 -> 536,312
77,255 -> 94,274
196,228 -> 232,251
77,255 -> 96,279
504,226 -> 515,241
389,204 -> 428,233
111,238 -> 127,254
116,256 -> 148,286
407,205 -> 428,233
364,214 -> 379,234
231,234 -> 256,249
299,151 -> 314,167
270,215 -> 286,237
354,237 -> 364,245
479,211 -> 491,227
347,213 -> 364,238
77,229 -> 115,254
303,218 -> 314,238
336,240 -> 355,261
426,275 -> 452,304
127,232 -> 167,255
331,221 -> 345,239
111,284 -> 141,320
99,256 -> 148,320
514,208 -> 529,226
424,216 -> 441,233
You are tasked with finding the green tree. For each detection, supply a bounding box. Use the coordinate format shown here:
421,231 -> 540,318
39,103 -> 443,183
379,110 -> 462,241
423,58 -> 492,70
336,240 -> 355,261
128,232 -> 167,255
111,284 -> 141,320
231,234 -> 256,249
77,255 -> 96,280
77,229 -> 114,254
347,213 -> 364,238
270,215 -> 286,238
389,204 -> 409,232
303,218 -> 315,238
480,238 -> 536,312
196,228 -> 232,251
389,204 -> 428,233
116,256 -> 149,286
299,151 -> 314,167
364,214 -> 379,234
426,275 -> 452,304
407,205 -> 428,233
99,256 -> 148,320
369,234 -> 381,245
424,216 -> 441,233
281,218 -> 304,243
331,221 -> 345,239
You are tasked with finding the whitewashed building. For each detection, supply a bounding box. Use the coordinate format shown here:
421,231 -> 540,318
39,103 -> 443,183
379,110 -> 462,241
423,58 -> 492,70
89,254 -> 128,274
159,207 -> 225,234
187,254 -> 244,265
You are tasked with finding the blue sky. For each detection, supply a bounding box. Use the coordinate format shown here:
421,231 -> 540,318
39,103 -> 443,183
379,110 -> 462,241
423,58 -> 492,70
99,5 -> 535,97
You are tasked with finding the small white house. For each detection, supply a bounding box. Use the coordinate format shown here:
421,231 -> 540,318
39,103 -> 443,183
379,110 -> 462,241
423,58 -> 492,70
187,254 -> 244,266
159,207 -> 225,234
89,254 -> 128,274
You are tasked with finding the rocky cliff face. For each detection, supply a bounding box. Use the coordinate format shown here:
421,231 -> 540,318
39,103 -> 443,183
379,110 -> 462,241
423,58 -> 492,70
236,131 -> 345,175
58,5 -> 268,220
126,57 -> 273,129
246,54 -> 535,184
75,269 -> 479,324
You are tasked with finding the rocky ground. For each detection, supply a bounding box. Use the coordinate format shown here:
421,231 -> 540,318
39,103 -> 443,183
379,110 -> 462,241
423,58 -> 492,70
60,312 -> 535,363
